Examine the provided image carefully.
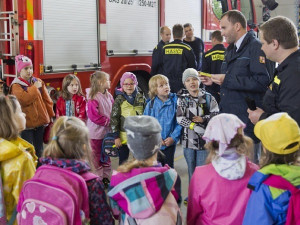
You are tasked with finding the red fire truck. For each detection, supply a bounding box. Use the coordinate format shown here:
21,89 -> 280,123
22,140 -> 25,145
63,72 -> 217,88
0,0 -> 256,95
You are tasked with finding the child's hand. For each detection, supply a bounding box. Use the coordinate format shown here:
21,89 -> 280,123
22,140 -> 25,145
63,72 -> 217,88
115,138 -> 122,148
164,137 -> 174,147
34,80 -> 42,88
192,116 -> 204,123
161,140 -> 166,146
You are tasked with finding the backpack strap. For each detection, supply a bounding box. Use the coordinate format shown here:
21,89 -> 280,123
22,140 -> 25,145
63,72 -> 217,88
81,172 -> 98,182
263,175 -> 299,194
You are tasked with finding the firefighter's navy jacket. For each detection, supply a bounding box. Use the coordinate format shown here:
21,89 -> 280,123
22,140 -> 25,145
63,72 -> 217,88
150,40 -> 165,76
220,31 -> 270,141
162,39 -> 197,93
202,43 -> 226,103
260,49 -> 300,126
183,37 -> 205,71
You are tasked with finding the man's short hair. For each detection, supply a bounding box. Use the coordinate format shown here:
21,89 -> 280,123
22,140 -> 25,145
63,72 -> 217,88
160,26 -> 169,34
259,16 -> 299,49
183,23 -> 192,28
172,24 -> 184,39
211,30 -> 223,42
221,10 -> 247,29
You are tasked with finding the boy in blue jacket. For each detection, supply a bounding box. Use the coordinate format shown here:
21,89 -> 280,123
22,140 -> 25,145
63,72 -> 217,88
144,74 -> 182,168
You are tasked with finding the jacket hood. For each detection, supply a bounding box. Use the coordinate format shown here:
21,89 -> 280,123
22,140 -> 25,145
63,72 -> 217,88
40,157 -> 91,174
11,77 -> 28,87
212,154 -> 246,180
248,164 -> 300,198
0,137 -> 37,162
85,88 -> 91,100
108,166 -> 178,219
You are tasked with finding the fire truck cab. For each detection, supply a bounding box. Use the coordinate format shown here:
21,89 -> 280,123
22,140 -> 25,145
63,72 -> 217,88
0,0 -> 255,94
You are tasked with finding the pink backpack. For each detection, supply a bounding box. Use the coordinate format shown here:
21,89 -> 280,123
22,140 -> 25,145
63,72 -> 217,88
263,175 -> 300,225
17,165 -> 98,225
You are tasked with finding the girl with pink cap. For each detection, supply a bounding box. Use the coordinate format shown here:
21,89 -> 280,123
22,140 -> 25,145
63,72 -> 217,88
110,72 -> 146,165
187,113 -> 258,225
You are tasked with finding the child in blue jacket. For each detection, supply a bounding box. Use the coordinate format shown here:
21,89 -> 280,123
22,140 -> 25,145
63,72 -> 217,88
243,113 -> 300,225
144,75 -> 182,168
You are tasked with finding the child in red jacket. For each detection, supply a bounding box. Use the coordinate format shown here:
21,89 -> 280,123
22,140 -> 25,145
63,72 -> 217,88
56,74 -> 86,121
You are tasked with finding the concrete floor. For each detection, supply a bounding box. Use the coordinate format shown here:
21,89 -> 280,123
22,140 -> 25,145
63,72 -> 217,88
110,143 -> 189,223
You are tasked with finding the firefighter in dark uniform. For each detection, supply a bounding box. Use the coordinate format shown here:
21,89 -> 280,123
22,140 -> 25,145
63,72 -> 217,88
201,30 -> 226,103
248,16 -> 300,126
150,26 -> 171,76
161,24 -> 197,93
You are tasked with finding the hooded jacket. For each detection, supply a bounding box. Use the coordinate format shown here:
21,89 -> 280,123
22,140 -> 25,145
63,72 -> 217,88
243,164 -> 300,225
110,88 -> 146,142
176,88 -> 219,150
108,166 -> 182,225
39,158 -> 114,225
56,94 -> 87,121
143,93 -> 182,150
86,88 -> 114,140
10,77 -> 55,128
187,158 -> 258,225
0,137 -> 37,223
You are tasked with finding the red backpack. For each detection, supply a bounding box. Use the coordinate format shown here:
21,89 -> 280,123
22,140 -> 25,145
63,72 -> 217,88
263,175 -> 300,225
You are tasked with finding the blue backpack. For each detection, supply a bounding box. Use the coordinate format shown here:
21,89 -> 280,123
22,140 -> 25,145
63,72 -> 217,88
102,133 -> 119,158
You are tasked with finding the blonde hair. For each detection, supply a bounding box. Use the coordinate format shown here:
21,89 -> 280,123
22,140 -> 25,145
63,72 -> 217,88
0,95 -> 19,140
260,147 -> 299,168
205,128 -> 253,163
61,74 -> 84,100
117,152 -> 158,173
43,116 -> 95,170
148,74 -> 169,99
89,71 -> 110,100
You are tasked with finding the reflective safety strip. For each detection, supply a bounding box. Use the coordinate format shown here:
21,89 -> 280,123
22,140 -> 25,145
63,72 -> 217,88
23,20 -> 43,40
26,0 -> 34,40
163,44 -> 191,50
274,76 -> 281,85
205,50 -> 225,58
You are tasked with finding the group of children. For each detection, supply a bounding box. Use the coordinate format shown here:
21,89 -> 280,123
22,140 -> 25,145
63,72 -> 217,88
0,54 -> 299,224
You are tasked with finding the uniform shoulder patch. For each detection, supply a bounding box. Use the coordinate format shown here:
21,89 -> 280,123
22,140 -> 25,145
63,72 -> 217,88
259,56 -> 266,64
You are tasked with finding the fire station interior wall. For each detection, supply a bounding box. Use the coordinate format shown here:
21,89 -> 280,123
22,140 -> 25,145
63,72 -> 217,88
106,0 -> 159,55
254,0 -> 298,26
42,0 -> 98,71
165,0 -> 202,41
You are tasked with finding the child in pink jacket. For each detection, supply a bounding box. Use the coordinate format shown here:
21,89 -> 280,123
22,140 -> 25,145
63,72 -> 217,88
86,71 -> 114,187
187,113 -> 258,225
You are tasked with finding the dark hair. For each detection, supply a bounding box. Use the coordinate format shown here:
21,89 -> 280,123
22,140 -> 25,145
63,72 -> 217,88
172,24 -> 184,39
260,147 -> 299,168
221,10 -> 247,29
183,23 -> 192,28
211,30 -> 223,42
61,74 -> 84,100
259,16 -> 298,49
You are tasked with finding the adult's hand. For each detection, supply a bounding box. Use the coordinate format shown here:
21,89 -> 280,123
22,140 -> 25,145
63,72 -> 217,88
247,107 -> 264,125
200,76 -> 213,86
211,74 -> 225,85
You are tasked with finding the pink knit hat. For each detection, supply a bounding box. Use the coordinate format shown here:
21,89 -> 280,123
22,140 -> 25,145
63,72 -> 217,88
15,55 -> 33,73
120,72 -> 138,87
203,113 -> 246,156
